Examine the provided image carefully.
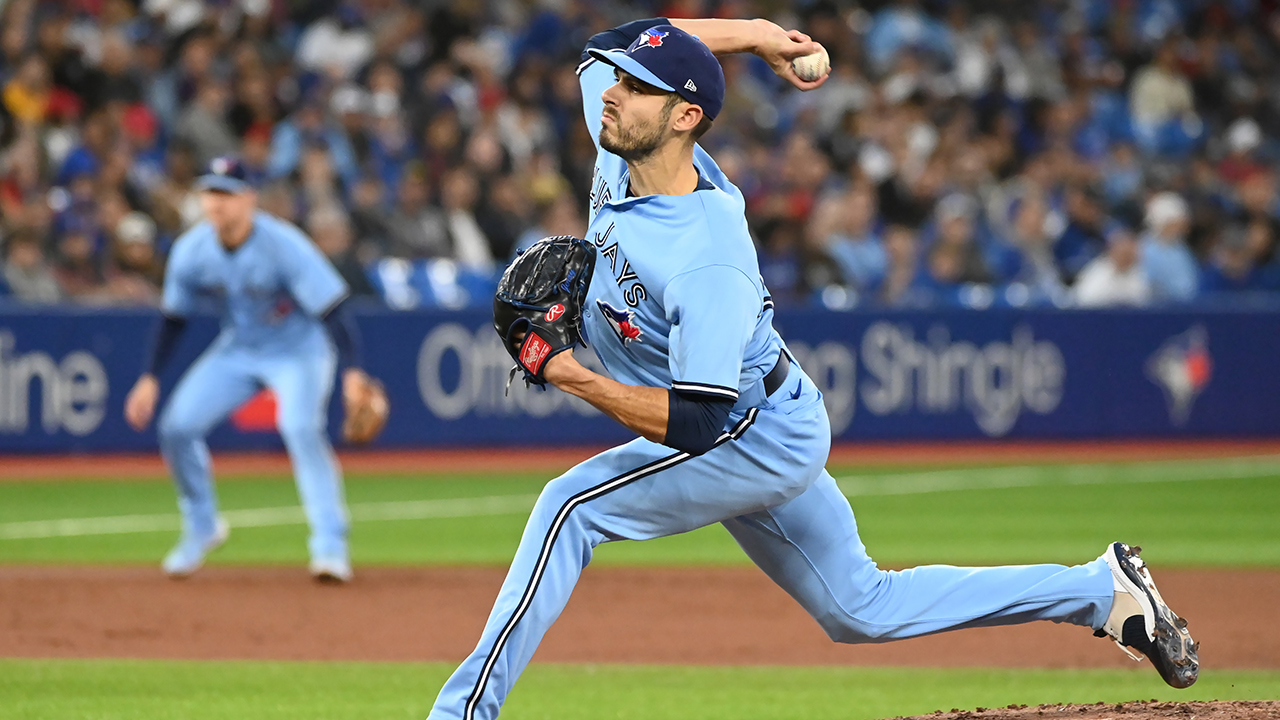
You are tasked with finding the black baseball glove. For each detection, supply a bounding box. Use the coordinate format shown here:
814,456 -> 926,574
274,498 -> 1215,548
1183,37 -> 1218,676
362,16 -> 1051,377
493,235 -> 596,387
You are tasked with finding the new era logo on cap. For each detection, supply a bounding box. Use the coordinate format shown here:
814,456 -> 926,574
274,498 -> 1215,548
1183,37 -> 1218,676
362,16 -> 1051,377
684,79 -> 697,92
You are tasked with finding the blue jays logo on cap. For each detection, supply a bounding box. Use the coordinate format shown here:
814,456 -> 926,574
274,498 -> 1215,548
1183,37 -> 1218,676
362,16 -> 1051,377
638,30 -> 668,49
586,24 -> 725,121
195,155 -> 254,194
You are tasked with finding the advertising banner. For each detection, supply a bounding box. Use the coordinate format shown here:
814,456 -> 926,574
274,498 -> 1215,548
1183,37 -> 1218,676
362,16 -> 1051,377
1,306 -> 1276,453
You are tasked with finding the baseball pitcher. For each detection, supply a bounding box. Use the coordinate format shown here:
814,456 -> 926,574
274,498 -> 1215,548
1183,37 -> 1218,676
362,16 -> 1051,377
433,18 -> 1198,720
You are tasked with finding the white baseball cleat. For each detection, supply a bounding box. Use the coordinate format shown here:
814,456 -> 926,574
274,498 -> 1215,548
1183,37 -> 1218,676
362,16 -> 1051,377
1097,541 -> 1199,688
309,555 -> 353,584
162,517 -> 230,578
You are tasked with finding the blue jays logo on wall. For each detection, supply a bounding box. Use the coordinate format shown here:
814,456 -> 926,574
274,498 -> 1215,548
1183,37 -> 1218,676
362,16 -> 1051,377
597,300 -> 642,345
638,30 -> 667,48
1146,325 -> 1212,426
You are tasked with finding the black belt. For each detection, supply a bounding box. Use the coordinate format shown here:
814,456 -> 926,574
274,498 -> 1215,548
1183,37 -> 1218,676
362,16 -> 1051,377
762,351 -> 791,397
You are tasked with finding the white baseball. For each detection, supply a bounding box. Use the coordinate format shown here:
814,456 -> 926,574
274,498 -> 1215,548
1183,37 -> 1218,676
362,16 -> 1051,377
791,46 -> 830,82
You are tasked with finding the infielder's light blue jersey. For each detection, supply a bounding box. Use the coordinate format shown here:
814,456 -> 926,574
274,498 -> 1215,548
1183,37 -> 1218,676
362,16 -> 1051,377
578,59 -> 786,412
162,211 -> 348,350
156,208 -> 351,572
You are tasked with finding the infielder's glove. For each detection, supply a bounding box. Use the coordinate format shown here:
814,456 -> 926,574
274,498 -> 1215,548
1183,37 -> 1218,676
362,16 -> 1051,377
342,376 -> 389,444
493,235 -> 596,387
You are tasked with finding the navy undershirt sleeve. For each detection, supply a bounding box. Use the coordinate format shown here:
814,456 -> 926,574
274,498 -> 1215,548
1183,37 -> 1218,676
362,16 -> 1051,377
665,388 -> 734,456
145,315 -> 187,376
321,297 -> 362,371
581,17 -> 670,63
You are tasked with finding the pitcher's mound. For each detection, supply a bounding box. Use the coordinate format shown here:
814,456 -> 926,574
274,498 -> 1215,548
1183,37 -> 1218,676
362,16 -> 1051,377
890,701 -> 1280,720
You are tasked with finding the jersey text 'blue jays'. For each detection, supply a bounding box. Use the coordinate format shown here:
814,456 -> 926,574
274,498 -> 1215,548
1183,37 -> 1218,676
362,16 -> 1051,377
577,58 -> 785,410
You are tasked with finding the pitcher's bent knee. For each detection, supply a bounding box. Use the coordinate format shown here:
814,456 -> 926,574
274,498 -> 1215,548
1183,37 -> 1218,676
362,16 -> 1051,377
813,611 -> 885,644
809,574 -> 897,644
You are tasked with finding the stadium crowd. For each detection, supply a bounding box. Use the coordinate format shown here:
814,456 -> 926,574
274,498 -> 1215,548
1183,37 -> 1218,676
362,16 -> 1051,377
3,0 -> 1280,310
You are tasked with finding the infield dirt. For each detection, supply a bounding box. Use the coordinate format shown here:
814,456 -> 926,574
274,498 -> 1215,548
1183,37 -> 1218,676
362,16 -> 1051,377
0,565 -> 1272,669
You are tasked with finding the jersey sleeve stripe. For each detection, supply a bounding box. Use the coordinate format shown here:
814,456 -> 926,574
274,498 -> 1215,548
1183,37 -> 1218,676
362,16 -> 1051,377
671,381 -> 739,400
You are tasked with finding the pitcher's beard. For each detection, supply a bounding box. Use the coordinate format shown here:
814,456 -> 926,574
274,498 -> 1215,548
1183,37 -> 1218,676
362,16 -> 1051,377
599,118 -> 666,163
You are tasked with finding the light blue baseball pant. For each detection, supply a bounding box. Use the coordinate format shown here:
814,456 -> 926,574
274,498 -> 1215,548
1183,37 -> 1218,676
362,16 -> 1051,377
428,369 -> 1115,720
157,330 -> 348,560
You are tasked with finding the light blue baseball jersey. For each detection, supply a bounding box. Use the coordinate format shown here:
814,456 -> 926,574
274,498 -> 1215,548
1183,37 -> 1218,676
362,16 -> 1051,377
157,208 -> 350,569
577,57 -> 786,411
428,44 -> 1120,720
162,210 -> 348,351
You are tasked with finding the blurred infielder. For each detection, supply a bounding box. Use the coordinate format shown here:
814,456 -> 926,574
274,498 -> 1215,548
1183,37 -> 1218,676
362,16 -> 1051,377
125,157 -> 387,583
433,18 -> 1199,719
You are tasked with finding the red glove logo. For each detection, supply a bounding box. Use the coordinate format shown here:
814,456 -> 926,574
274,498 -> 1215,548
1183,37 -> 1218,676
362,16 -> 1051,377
520,334 -> 553,373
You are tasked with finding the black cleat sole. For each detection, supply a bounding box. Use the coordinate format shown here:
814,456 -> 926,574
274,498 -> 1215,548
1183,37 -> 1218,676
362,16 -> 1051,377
1110,543 -> 1200,689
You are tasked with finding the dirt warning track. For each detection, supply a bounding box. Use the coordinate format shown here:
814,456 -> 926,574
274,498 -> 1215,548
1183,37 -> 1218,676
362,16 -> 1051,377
0,565 -> 1270,668
4,439 -> 1280,481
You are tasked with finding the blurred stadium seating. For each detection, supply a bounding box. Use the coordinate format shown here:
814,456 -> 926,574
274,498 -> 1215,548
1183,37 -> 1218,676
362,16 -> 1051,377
4,0 -> 1280,311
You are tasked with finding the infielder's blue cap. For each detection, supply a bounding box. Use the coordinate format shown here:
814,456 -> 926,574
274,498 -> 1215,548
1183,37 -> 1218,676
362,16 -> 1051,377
587,24 -> 725,121
195,156 -> 254,194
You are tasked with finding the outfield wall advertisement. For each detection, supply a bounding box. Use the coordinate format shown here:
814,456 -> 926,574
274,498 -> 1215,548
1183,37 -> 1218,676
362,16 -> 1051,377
1,306 -> 1277,453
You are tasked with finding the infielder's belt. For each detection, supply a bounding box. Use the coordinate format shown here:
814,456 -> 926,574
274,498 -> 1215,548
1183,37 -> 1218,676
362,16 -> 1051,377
762,350 -> 791,397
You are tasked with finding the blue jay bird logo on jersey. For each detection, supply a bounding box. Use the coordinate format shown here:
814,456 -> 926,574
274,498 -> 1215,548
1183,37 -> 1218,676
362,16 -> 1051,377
596,300 -> 642,345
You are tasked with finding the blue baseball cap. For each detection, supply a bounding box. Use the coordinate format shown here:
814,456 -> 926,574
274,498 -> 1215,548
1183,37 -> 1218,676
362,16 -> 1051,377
195,156 -> 254,194
587,24 -> 725,121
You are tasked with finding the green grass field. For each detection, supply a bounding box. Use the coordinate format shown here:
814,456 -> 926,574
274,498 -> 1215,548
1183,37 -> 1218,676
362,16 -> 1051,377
2,661 -> 1277,720
1,455 -> 1277,567
1,454 -> 1277,719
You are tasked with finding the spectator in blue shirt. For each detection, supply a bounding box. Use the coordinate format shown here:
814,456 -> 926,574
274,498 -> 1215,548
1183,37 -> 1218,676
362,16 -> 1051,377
1139,192 -> 1199,303
822,182 -> 886,292
865,2 -> 954,74
1101,143 -> 1145,209
870,224 -> 933,307
267,98 -> 359,188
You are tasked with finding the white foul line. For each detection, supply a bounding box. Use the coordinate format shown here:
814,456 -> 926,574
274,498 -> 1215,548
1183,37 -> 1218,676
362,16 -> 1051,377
834,455 -> 1280,497
0,456 -> 1276,542
0,494 -> 540,541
